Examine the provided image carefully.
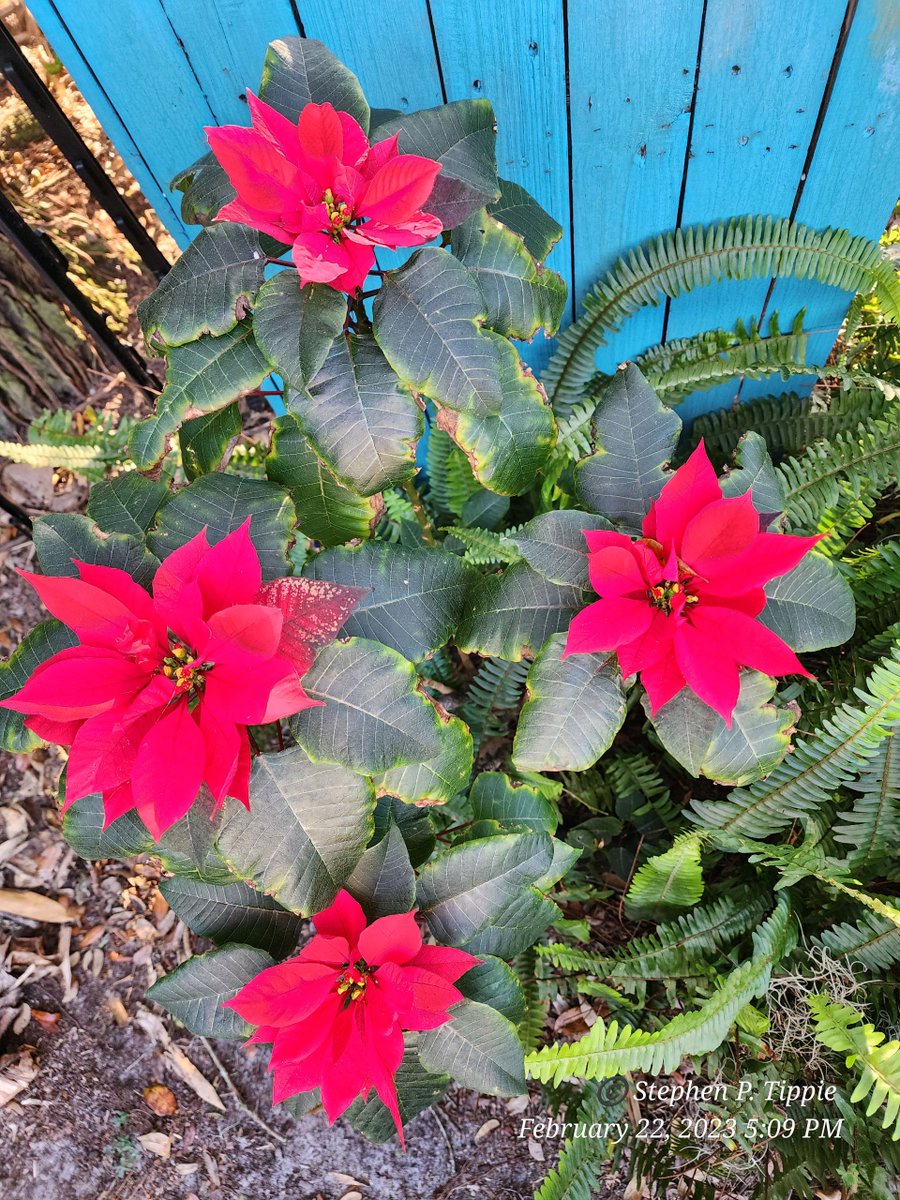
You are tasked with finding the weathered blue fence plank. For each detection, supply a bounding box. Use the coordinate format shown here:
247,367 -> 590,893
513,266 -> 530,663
24,0 -> 900,416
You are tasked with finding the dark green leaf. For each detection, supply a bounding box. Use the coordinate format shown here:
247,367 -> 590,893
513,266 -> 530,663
720,431 -> 786,514
575,364 -> 681,531
513,634 -> 627,772
458,956 -> 526,1023
375,713 -> 473,807
374,100 -> 499,228
457,563 -> 584,661
304,542 -> 475,661
216,747 -> 375,914
487,177 -> 563,263
290,638 -> 443,774
505,510 -> 611,588
453,210 -> 566,338
138,224 -> 265,349
61,791 -> 153,861
372,796 -> 435,868
146,945 -> 274,1038
266,414 -> 380,546
159,877 -> 302,958
171,150 -> 236,226
259,36 -> 370,130
130,325 -> 267,469
155,795 -> 236,884
418,999 -> 526,1095
253,274 -> 347,391
179,403 -> 242,479
345,1041 -> 450,1142
1,621 -> 77,753
344,818 -> 415,919
470,772 -> 559,834
760,553 -> 856,652
34,513 -> 159,587
86,474 -> 168,537
149,474 -> 295,579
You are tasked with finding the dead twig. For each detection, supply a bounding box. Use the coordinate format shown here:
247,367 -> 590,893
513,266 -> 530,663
197,1036 -> 286,1144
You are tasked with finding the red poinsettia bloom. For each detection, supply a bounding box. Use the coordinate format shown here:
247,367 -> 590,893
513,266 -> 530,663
206,94 -> 443,292
1,522 -> 363,838
226,890 -> 479,1145
565,441 -> 821,725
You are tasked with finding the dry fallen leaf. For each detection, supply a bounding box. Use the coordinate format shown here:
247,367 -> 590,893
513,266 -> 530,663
328,1174 -> 365,1189
474,1119 -> 499,1142
0,1048 -> 38,1107
167,1046 -> 224,1111
138,1131 -> 172,1158
527,1137 -> 545,1162
505,1094 -> 529,1115
143,1083 -> 178,1116
30,1009 -> 61,1034
0,889 -> 74,924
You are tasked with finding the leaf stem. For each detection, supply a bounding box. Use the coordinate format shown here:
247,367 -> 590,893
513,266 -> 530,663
403,479 -> 437,547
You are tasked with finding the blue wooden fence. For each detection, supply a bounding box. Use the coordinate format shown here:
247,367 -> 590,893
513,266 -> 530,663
26,0 -> 900,418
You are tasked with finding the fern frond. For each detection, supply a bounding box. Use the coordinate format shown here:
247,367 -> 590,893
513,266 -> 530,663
832,725 -> 900,871
526,897 -> 795,1084
543,216 -> 900,414
441,524 -> 522,566
459,657 -> 530,749
425,427 -> 479,517
625,833 -> 705,912
515,946 -> 549,1052
533,1090 -> 615,1200
537,894 -> 766,986
847,541 -> 900,648
0,439 -> 126,481
690,647 -> 900,838
816,912 -> 900,972
809,995 -> 900,1140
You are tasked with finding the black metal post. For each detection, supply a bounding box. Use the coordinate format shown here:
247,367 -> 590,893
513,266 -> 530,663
0,17 -> 170,280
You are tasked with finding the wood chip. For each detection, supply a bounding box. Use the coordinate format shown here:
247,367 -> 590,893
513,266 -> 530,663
527,1137 -> 545,1162
0,1048 -> 38,1107
328,1175 -> 365,1189
106,995 -> 129,1026
143,1083 -> 177,1116
474,1119 -> 499,1141
0,889 -> 74,924
138,1131 -> 171,1158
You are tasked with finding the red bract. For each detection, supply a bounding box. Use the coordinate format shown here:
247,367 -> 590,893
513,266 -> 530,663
565,441 -> 821,725
1,522 -> 363,838
225,890 -> 479,1145
206,95 -> 443,292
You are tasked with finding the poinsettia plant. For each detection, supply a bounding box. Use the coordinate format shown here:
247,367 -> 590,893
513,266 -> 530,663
4,31 -> 891,1170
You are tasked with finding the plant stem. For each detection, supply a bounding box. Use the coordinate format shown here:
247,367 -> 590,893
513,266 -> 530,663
403,479 -> 437,546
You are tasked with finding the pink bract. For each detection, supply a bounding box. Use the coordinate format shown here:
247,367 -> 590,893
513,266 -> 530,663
225,889 -> 479,1145
1,522 -> 364,838
564,440 -> 822,726
206,95 -> 443,292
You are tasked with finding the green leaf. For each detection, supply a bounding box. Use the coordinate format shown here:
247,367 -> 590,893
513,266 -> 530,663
259,36 -> 369,129
345,1041 -> 450,1143
374,100 -> 499,228
372,795 -> 435,868
179,403 -> 242,480
418,999 -> 526,1095
575,364 -> 681,531
440,335 -> 556,495
154,795 -> 236,884
216,747 -> 375,915
149,474 -> 295,579
457,563 -> 584,661
253,273 -> 347,391
469,772 -> 559,834
86,473 -> 168,537
304,542 -> 474,662
512,634 -> 627,772
34,513 -> 159,587
159,877 -> 302,959
146,945 -> 274,1039
374,247 -> 502,416
290,638 -> 443,774
650,672 -> 794,785
487,177 -> 563,263
266,414 -> 380,546
344,817 -> 415,920
452,210 -> 566,339
0,621 -> 77,753
61,792 -> 153,861
625,833 -> 705,915
720,431 -> 786,514
760,553 -> 856,652
130,324 -> 268,469
505,511 -> 610,588
417,831 -> 557,957
291,332 -> 421,496
375,712 -> 473,807
171,150 -> 236,226
458,955 -> 526,1023
138,223 -> 265,349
